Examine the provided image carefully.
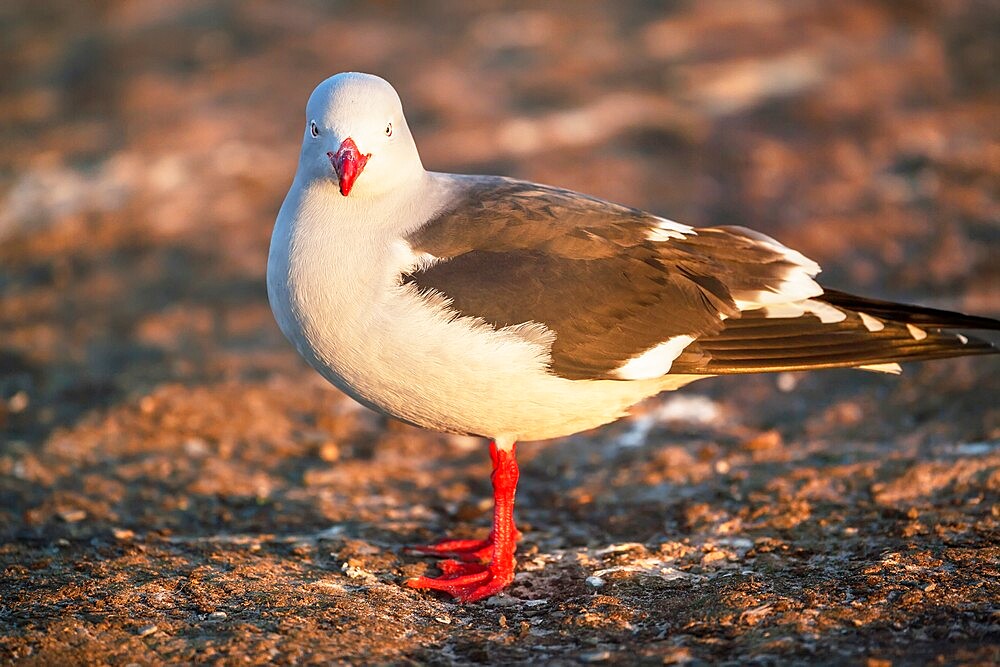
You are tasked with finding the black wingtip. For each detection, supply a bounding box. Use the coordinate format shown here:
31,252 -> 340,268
820,288 -> 1000,331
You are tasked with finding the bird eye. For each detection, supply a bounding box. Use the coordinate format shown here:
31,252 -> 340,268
310,121 -> 319,138
384,122 -> 393,137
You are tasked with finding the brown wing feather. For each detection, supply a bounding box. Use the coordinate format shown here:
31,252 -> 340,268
405,176 -> 811,380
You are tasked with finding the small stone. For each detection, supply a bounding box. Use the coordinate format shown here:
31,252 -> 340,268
340,561 -> 375,580
434,616 -> 452,624
579,649 -> 611,663
662,646 -> 693,664
585,575 -> 605,588
8,391 -> 29,413
58,509 -> 86,523
485,594 -> 518,607
776,373 -> 799,393
183,438 -> 210,457
318,442 -> 340,462
743,429 -> 782,452
701,550 -> 727,566
208,611 -> 227,621
137,624 -> 158,637
832,401 -> 863,425
112,528 -> 135,541
955,442 -> 992,456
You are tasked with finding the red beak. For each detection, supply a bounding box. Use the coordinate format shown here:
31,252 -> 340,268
328,137 -> 371,196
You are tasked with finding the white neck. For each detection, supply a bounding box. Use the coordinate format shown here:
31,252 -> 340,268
268,170 -> 456,351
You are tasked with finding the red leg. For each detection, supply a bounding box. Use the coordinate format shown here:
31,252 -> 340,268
407,440 -> 520,602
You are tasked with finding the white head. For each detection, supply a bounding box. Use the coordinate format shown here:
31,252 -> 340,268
298,72 -> 424,198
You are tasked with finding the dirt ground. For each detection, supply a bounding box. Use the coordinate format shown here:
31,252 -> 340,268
2,1 -> 999,664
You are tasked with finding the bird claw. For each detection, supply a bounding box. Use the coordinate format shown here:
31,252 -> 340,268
406,557 -> 515,602
405,537 -> 493,562
406,529 -> 522,563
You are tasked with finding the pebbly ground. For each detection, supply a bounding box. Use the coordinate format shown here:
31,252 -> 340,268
1,1 -> 998,664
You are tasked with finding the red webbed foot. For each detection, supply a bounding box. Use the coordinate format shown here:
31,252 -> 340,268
407,440 -> 521,602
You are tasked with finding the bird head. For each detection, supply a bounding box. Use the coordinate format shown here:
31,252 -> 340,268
300,72 -> 424,198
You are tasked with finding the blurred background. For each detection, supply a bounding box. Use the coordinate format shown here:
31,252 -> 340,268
1,1 -> 998,664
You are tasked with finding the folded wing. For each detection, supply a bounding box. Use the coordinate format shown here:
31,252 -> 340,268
404,175 -> 998,381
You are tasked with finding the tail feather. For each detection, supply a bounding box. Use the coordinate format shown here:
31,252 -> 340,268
670,288 -> 999,375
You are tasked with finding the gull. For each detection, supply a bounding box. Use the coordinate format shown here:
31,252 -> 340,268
267,72 -> 1000,602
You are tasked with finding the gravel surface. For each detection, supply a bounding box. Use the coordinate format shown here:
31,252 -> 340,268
2,1 -> 998,664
